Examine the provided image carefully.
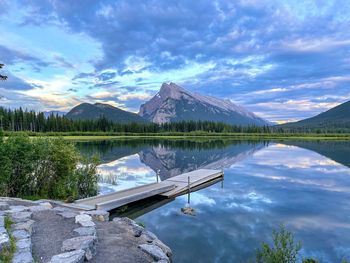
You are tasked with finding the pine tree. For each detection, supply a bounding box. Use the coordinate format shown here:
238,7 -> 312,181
0,63 -> 8,81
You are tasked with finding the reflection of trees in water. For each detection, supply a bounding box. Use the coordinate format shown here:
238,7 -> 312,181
97,170 -> 129,185
77,139 -> 270,180
284,140 -> 350,168
139,141 -> 268,180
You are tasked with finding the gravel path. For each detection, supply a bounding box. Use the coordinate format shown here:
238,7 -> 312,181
91,221 -> 153,263
32,210 -> 77,263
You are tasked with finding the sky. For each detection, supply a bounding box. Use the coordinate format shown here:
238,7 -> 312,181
0,0 -> 350,123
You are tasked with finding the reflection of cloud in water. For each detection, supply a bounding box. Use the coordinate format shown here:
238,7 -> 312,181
97,154 -> 156,194
136,142 -> 350,263
178,192 -> 216,207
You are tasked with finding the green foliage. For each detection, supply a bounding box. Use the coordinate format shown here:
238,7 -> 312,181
302,259 -> 319,263
0,133 -> 99,201
256,225 -> 302,263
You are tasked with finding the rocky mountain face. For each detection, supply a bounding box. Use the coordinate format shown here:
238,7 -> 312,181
66,103 -> 148,124
139,82 -> 269,126
138,142 -> 265,180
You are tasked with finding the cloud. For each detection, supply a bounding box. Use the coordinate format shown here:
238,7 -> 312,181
1,0 -> 350,121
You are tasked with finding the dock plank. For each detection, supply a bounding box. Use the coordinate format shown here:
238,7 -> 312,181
74,169 -> 224,211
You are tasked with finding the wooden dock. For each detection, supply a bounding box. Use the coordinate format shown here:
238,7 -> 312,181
75,169 -> 223,211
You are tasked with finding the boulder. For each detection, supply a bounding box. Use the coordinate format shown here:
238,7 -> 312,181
11,212 -> 32,223
0,232 -> 10,251
12,229 -> 30,240
113,217 -> 144,237
16,238 -> 32,253
61,236 -> 97,261
138,244 -> 169,262
9,206 -> 28,213
73,227 -> 97,237
141,230 -> 157,243
12,251 -> 34,263
49,250 -> 85,263
82,210 -> 109,222
75,214 -> 95,227
58,211 -> 78,219
0,216 -> 4,227
153,239 -> 172,258
12,220 -> 35,234
0,202 -> 9,211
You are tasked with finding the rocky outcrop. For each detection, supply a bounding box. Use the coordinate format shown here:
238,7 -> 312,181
113,217 -> 172,262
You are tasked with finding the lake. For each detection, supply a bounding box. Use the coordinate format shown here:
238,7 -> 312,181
76,139 -> 350,263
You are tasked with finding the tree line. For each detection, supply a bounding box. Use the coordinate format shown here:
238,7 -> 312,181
0,106 -> 272,133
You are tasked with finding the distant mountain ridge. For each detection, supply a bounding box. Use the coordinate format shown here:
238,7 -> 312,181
66,103 -> 148,124
279,100 -> 350,130
139,82 -> 269,126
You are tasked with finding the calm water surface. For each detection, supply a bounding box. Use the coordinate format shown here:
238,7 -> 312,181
77,139 -> 350,263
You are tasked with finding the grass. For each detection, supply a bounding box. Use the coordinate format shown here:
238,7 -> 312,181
0,216 -> 16,263
59,133 -> 350,141
4,131 -> 350,141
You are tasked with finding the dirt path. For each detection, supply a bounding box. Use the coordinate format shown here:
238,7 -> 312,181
32,210 -> 77,263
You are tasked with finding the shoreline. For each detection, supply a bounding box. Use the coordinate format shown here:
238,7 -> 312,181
4,133 -> 350,141
0,197 -> 172,263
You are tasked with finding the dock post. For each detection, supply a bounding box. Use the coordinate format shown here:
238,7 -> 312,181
156,170 -> 159,183
187,176 -> 191,204
221,169 -> 224,189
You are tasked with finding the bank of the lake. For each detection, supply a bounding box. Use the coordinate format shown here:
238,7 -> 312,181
4,131 -> 350,141
0,197 -> 172,263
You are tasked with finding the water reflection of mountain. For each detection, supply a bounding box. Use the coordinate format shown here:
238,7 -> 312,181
285,141 -> 350,168
76,139 -> 268,180
139,141 -> 267,180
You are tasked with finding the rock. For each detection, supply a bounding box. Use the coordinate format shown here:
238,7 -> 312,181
75,214 -> 92,223
153,239 -> 172,258
11,212 -> 32,223
0,202 -> 9,211
12,230 -> 30,239
49,250 -> 85,263
9,205 -> 28,213
113,217 -> 144,237
16,238 -> 32,253
141,230 -> 158,243
0,232 -> 10,250
0,216 -> 4,227
38,202 -> 53,209
181,207 -> 195,216
61,236 -> 97,261
73,227 -> 96,237
28,205 -> 51,212
138,244 -> 168,262
82,210 -> 109,221
75,214 -> 95,227
58,211 -> 77,219
53,206 -> 69,212
12,220 -> 35,234
78,220 -> 95,227
12,251 -> 33,263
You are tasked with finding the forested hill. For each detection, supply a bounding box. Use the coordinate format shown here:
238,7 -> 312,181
278,100 -> 350,132
66,102 -> 148,124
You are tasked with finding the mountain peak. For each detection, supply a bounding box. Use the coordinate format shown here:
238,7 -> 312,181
159,82 -> 186,99
139,82 -> 269,126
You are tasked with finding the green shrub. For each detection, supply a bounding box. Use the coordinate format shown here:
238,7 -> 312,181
302,259 -> 319,263
256,225 -> 302,263
0,133 -> 99,201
